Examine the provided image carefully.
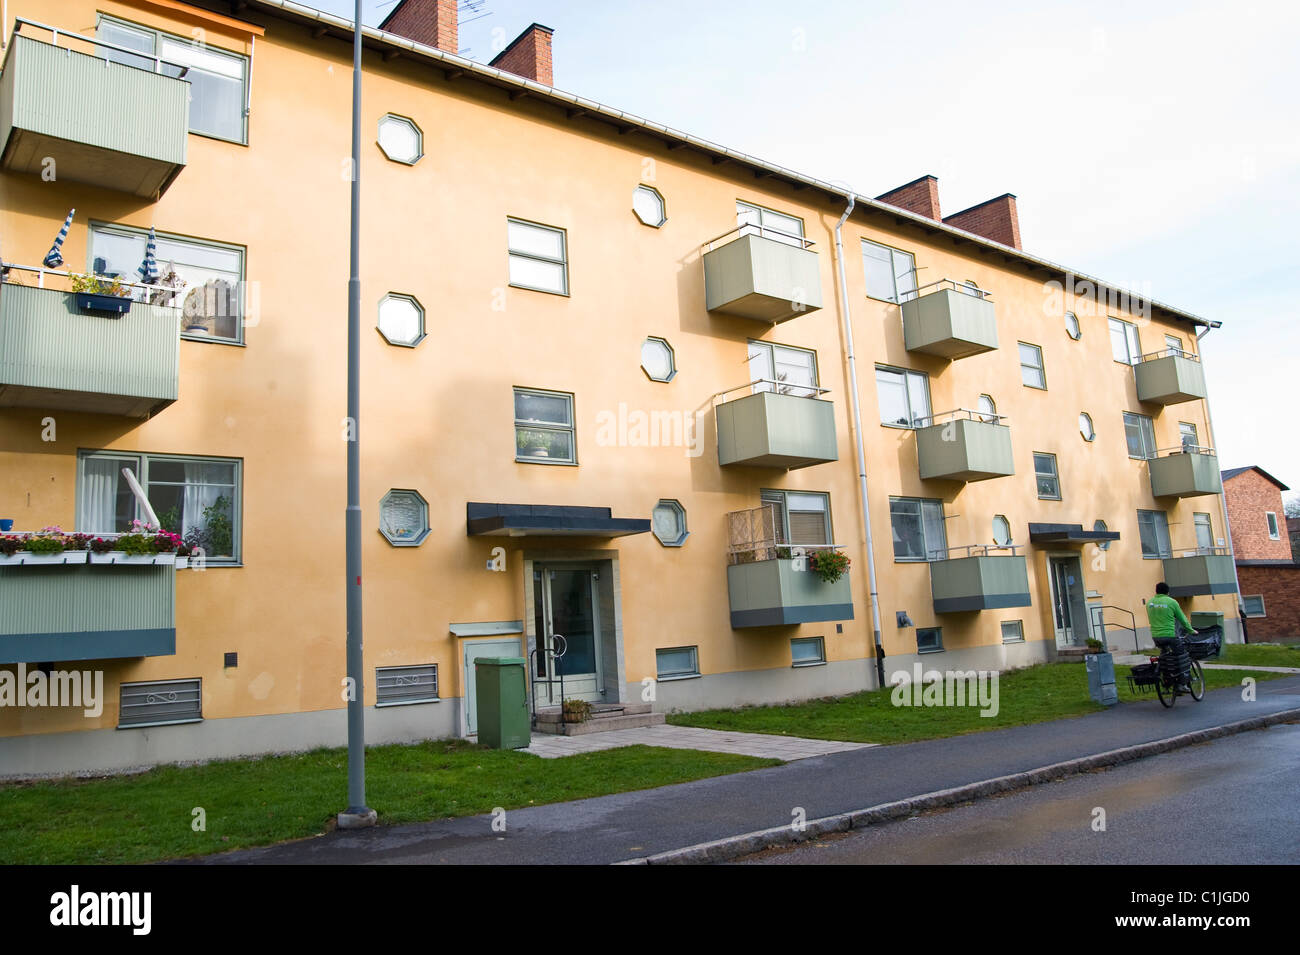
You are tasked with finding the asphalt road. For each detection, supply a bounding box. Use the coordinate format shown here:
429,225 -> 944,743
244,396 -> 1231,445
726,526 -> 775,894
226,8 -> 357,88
740,722 -> 1300,864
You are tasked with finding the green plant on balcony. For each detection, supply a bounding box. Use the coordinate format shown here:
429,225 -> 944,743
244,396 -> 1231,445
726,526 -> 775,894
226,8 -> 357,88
69,272 -> 131,298
809,548 -> 850,584
22,526 -> 67,555
0,536 -> 23,557
88,537 -> 116,555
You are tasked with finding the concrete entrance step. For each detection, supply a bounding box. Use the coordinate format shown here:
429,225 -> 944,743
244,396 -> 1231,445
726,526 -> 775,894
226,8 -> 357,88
534,710 -> 666,736
534,702 -> 652,724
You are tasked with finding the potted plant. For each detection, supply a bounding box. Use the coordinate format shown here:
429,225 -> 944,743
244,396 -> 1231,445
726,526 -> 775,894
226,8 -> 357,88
561,698 -> 592,723
0,535 -> 23,565
21,526 -> 71,564
88,537 -> 117,564
517,430 -> 552,458
70,272 -> 133,315
809,548 -> 850,584
1085,637 -> 1105,654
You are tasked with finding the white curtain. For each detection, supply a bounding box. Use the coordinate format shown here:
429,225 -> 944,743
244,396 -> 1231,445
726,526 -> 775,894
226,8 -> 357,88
81,459 -> 121,533
182,462 -> 224,539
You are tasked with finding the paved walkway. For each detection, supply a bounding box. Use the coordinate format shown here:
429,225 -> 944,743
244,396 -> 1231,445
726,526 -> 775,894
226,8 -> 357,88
203,675 -> 1300,865
522,724 -> 873,760
1201,663 -> 1300,673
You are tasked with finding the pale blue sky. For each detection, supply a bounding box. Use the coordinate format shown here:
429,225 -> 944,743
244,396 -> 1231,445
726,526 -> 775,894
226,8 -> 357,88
319,0 -> 1300,498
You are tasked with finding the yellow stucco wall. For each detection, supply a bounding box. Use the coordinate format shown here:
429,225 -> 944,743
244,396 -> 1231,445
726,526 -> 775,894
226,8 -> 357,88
0,0 -> 1234,740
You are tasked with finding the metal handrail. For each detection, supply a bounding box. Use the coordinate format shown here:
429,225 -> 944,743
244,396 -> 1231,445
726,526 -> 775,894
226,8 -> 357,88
1097,605 -> 1139,653
1170,544 -> 1230,557
529,635 -> 567,729
911,278 -> 993,301
711,378 -> 831,403
1137,346 -> 1199,363
13,17 -> 191,76
1152,444 -> 1216,457
936,543 -> 1022,558
702,223 -> 815,252
2,261 -> 182,297
726,541 -> 845,564
914,407 -> 1008,427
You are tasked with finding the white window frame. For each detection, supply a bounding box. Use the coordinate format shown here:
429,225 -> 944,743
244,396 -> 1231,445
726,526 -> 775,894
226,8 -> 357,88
513,387 -> 576,465
1178,421 -> 1199,451
1034,453 -> 1061,501
77,450 -> 243,563
1241,594 -> 1266,617
1109,317 -> 1141,365
1138,509 -> 1172,559
1000,620 -> 1025,644
1019,342 -> 1047,389
1078,412 -> 1096,442
507,218 -> 569,295
736,200 -> 805,247
1193,512 -> 1214,553
977,394 -> 997,423
656,646 -> 700,681
1266,512 -> 1281,540
992,515 -> 1012,546
860,238 -> 917,304
875,364 -> 932,428
1064,311 -> 1081,340
889,496 -> 948,562
791,636 -> 826,667
917,627 -> 944,654
1123,412 -> 1157,460
749,340 -> 819,397
761,489 -> 833,547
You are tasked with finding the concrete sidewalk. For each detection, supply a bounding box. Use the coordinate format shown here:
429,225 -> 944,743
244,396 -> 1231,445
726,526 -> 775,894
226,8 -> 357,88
522,724 -> 874,760
202,675 -> 1300,866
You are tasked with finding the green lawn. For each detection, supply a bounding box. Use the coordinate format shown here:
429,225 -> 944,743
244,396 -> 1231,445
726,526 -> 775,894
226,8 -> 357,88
0,742 -> 777,865
668,662 -> 1284,745
1215,642 -> 1300,668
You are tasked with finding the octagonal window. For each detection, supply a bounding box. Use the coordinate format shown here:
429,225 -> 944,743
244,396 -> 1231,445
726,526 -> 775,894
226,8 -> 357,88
377,293 -> 425,347
1079,411 -> 1095,442
992,515 -> 1012,546
377,113 -> 423,165
641,336 -> 676,382
652,499 -> 688,547
632,185 -> 667,228
1065,310 -> 1081,340
379,489 -> 429,546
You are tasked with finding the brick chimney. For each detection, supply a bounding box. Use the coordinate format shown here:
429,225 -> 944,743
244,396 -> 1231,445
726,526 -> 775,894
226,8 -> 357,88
875,175 -> 941,221
943,194 -> 1022,250
490,23 -> 554,86
380,0 -> 459,55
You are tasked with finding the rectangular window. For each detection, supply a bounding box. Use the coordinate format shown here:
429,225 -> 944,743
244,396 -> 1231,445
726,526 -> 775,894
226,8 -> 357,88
89,223 -> 246,343
889,497 -> 947,561
1109,317 -> 1141,365
97,16 -> 249,143
749,340 -> 818,397
1165,334 -> 1184,356
514,388 -> 575,464
1178,421 -> 1199,451
875,365 -> 932,428
78,451 -> 242,561
1137,509 -> 1172,558
761,490 -> 832,546
1241,595 -> 1266,617
118,678 -> 202,728
917,627 -> 943,653
1123,412 -> 1157,460
1266,512 -> 1281,540
791,636 -> 826,667
1000,620 -> 1025,644
1193,512 -> 1214,552
1019,342 -> 1046,389
860,238 -> 917,304
656,646 -> 699,680
736,200 -> 805,248
375,664 -> 439,706
1034,453 -> 1061,500
507,218 -> 568,294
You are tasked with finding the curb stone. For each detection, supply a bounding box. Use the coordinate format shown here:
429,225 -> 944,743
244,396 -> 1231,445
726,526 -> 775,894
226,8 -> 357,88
617,707 -> 1300,865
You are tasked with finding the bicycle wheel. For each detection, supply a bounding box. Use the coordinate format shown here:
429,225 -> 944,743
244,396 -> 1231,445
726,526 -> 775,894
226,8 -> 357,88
1187,660 -> 1205,701
1156,670 -> 1177,708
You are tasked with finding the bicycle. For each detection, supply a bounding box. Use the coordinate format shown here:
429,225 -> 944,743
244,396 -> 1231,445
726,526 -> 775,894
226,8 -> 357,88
1151,634 -> 1205,708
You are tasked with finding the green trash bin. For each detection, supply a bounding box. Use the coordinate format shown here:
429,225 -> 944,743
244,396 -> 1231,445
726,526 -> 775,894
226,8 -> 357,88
1190,611 -> 1224,631
475,657 -> 530,749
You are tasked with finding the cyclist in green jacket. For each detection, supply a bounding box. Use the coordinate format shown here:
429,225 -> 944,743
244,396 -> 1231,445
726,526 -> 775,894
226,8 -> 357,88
1147,582 -> 1192,645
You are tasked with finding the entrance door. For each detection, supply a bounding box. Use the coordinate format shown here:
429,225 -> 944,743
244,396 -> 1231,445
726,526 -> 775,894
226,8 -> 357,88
533,565 -> 601,705
463,637 -> 522,735
1049,556 -> 1088,648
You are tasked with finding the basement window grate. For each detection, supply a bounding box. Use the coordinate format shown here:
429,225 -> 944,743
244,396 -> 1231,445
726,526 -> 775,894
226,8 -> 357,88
118,678 -> 203,729
376,664 -> 439,706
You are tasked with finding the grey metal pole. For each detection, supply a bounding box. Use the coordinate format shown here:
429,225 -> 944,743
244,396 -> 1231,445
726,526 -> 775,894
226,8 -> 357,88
339,0 -> 374,828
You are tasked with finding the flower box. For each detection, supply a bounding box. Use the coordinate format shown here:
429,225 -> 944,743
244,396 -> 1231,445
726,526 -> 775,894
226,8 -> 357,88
89,552 -> 117,564
115,553 -> 175,566
0,553 -> 26,566
74,292 -> 132,316
62,551 -> 89,565
19,552 -> 70,565
175,557 -> 189,570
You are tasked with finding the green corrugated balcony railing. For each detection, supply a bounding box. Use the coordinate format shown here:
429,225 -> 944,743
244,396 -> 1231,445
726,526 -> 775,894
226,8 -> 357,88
0,562 -> 176,663
0,31 -> 189,197
726,553 -> 853,628
1148,448 -> 1223,498
1134,350 -> 1207,405
915,411 -> 1015,482
901,280 -> 999,359
1162,549 -> 1236,597
702,226 -> 823,324
716,386 -> 838,470
0,283 -> 180,418
929,547 -> 1032,614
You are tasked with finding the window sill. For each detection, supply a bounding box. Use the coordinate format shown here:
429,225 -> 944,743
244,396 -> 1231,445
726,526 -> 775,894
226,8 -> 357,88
656,673 -> 701,682
880,421 -> 920,431
181,334 -> 246,347
515,457 -> 578,467
1022,383 -> 1048,391
117,718 -> 203,730
792,660 -> 827,669
508,282 -> 570,298
375,697 -> 441,708
189,130 -> 249,147
864,294 -> 903,306
917,646 -> 945,654
1001,638 -> 1026,645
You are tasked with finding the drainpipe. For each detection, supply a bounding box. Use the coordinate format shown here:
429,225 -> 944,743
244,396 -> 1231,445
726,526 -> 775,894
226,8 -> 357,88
1196,321 -> 1245,642
832,192 -> 887,689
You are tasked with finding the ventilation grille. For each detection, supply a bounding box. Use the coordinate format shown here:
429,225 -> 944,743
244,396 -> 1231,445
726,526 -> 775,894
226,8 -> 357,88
376,664 -> 438,705
119,678 -> 202,728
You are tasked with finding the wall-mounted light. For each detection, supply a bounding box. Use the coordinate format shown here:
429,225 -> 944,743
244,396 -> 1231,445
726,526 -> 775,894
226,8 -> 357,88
896,611 -> 914,628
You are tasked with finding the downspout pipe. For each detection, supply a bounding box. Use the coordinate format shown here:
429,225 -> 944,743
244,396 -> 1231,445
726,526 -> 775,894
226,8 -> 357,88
1196,322 -> 1246,642
833,192 -> 887,689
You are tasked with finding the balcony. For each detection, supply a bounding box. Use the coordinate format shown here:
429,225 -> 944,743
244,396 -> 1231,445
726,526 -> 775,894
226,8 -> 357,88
725,505 -> 852,628
1148,447 -> 1223,498
702,226 -> 823,323
901,280 -> 998,360
0,561 -> 176,664
915,410 -> 1015,482
1134,349 -> 1207,406
929,546 -> 1032,614
0,276 -> 180,418
1162,548 -> 1236,597
715,382 -> 838,470
0,24 -> 189,198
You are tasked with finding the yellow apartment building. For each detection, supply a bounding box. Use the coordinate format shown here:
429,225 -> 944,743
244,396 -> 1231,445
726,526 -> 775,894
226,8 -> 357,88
0,0 -> 1239,775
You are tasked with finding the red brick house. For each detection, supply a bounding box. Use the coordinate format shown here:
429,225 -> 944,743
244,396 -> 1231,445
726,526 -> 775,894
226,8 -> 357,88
1222,466 -> 1298,641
